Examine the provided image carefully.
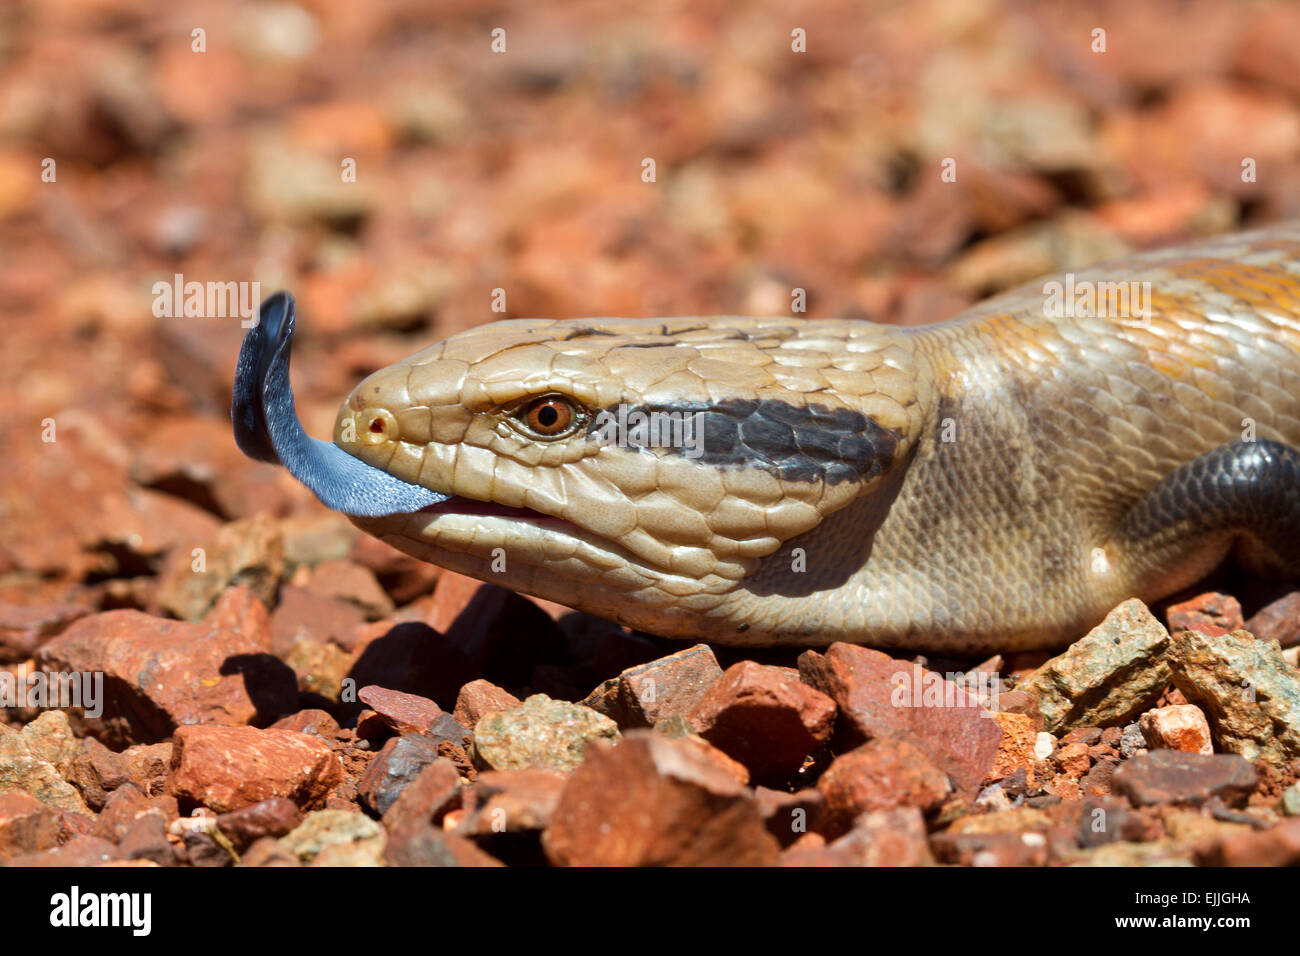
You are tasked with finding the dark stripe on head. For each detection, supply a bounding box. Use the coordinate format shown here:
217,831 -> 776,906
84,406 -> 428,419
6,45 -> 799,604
587,398 -> 899,484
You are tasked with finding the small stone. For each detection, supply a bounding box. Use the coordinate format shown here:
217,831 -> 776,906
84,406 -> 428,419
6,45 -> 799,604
1013,599 -> 1171,734
996,689 -> 1044,729
1053,742 -> 1092,778
35,609 -> 297,747
294,559 -> 394,620
67,737 -> 129,811
1166,628 -> 1300,764
1111,750 -> 1257,807
817,739 -> 952,838
357,685 -> 442,735
686,661 -> 835,783
239,836 -> 300,867
0,728 -> 89,813
454,769 -> 566,836
1034,732 -> 1056,761
931,829 -> 1051,867
585,644 -> 724,727
380,759 -> 463,831
122,743 -> 172,796
270,709 -> 341,739
0,791 -> 60,859
452,679 -> 522,729
119,813 -> 175,866
0,600 -> 89,662
167,725 -> 342,813
1120,722 -> 1148,759
1139,704 -> 1213,755
798,642 -> 1002,796
1166,592 -> 1244,636
829,806 -> 933,866
7,835 -> 121,867
990,711 -> 1039,782
1280,782 -> 1300,817
1244,591 -> 1300,648
383,822 -> 503,867
280,809 -> 385,865
1196,817 -> 1300,866
358,734 -> 441,816
542,731 -> 779,866
154,515 -> 285,621
216,797 -> 303,852
472,695 -> 619,773
96,784 -> 176,843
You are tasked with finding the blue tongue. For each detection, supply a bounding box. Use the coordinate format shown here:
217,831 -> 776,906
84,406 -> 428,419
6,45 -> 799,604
231,292 -> 452,517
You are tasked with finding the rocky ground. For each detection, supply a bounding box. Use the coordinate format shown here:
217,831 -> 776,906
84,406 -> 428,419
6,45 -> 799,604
5,0 -> 1300,866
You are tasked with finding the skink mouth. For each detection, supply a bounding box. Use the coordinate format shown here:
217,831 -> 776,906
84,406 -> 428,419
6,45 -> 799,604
417,497 -> 566,522
232,292 -> 453,518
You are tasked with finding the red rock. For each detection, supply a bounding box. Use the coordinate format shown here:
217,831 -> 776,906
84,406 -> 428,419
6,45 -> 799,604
167,725 -> 342,813
686,660 -> 835,783
96,784 -> 177,843
239,836 -> 301,867
798,642 -> 1002,796
381,758 -> 464,831
66,736 -> 129,811
357,685 -> 442,735
118,813 -> 174,865
1166,592 -> 1244,637
1054,741 -> 1093,778
270,709 -> 342,739
452,679 -> 522,730
0,791 -> 60,859
384,822 -> 504,867
1234,4 -> 1300,100
584,643 -> 724,727
990,712 -> 1040,783
816,739 -> 952,838
271,585 -> 366,658
121,743 -> 172,796
1244,591 -> 1300,649
778,844 -> 857,867
348,533 -> 441,606
294,560 -> 394,620
931,829 -> 1051,866
0,600 -> 90,662
542,731 -> 780,866
358,734 -> 441,816
34,610 -> 298,746
996,690 -> 1044,729
454,769 -> 566,837
829,806 -> 934,866
1197,816 -> 1300,866
215,797 -> 303,852
1111,751 -> 1257,808
8,835 -> 121,867
201,586 -> 272,648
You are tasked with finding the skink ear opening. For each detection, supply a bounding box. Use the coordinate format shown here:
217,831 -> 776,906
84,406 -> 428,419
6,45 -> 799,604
231,291 -> 453,517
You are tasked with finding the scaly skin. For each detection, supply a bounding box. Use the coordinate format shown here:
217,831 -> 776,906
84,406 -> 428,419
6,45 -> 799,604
237,226 -> 1300,651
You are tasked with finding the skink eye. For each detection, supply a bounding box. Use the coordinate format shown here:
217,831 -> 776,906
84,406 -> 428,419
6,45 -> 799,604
521,395 -> 577,437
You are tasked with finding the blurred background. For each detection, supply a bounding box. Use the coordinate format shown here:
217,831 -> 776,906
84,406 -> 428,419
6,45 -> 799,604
3,0 -> 1300,642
